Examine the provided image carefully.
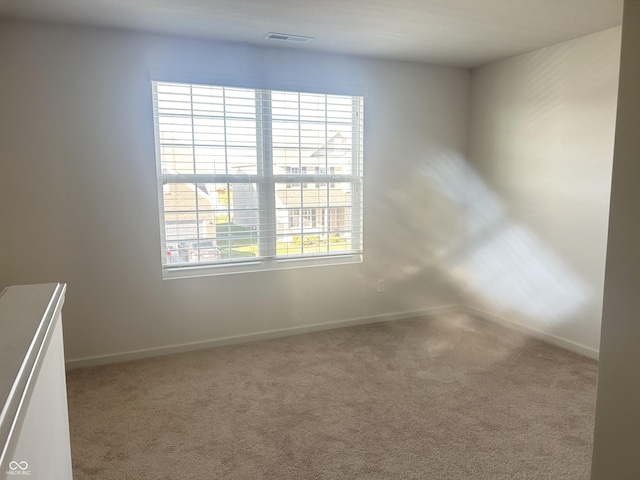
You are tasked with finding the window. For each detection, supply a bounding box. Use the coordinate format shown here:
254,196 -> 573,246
152,80 -> 364,277
316,166 -> 336,188
286,166 -> 300,188
285,166 -> 308,188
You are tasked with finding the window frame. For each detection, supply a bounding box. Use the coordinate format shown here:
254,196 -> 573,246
151,77 -> 364,279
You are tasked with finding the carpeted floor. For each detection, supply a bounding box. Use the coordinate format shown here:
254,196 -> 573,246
66,314 -> 598,479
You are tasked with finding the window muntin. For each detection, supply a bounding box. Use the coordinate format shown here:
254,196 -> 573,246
153,81 -> 363,277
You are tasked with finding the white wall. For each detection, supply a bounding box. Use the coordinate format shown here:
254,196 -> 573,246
464,28 -> 621,356
592,1 -> 640,477
0,21 -> 470,365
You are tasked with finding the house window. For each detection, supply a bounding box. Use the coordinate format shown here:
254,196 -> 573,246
286,166 -> 308,188
316,167 -> 336,188
152,80 -> 364,278
286,166 -> 300,188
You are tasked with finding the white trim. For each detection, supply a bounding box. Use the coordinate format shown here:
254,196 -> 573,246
461,305 -> 599,360
64,305 -> 460,369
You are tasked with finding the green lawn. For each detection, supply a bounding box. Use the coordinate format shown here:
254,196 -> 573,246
229,238 -> 351,258
215,221 -> 351,258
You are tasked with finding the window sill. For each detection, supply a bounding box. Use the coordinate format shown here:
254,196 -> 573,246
161,253 -> 363,280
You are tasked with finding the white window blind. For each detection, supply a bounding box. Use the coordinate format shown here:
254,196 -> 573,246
152,80 -> 364,278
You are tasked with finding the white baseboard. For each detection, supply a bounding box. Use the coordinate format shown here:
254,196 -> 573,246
66,304 -> 598,369
461,305 -> 599,360
65,305 -> 461,369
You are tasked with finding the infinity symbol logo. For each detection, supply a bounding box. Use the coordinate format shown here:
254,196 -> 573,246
9,461 -> 28,470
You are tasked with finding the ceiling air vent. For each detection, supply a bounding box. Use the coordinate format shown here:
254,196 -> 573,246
265,32 -> 314,43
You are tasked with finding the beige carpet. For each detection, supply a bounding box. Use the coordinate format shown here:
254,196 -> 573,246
66,314 -> 597,479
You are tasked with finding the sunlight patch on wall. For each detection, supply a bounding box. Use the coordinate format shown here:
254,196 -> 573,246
451,223 -> 588,323
377,150 -> 590,327
434,152 -> 590,325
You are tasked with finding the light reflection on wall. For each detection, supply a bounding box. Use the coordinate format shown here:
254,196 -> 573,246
451,223 -> 588,322
381,151 -> 589,327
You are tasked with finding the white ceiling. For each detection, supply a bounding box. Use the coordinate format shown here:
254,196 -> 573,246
0,0 -> 624,67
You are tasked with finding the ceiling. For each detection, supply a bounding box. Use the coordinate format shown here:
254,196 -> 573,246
0,0 -> 624,67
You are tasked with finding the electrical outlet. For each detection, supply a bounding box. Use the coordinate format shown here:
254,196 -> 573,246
377,279 -> 385,293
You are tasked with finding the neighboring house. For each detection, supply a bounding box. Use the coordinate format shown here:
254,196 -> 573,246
274,182 -> 351,238
233,131 -> 354,239
276,132 -> 354,239
230,179 -> 351,241
162,180 -> 221,263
